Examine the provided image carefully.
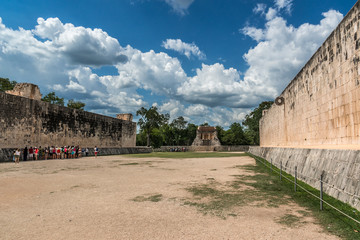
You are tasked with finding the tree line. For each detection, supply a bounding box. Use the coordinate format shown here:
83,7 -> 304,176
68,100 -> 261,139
136,101 -> 273,148
0,77 -> 85,110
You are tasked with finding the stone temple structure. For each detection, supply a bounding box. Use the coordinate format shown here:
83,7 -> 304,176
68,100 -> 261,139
249,1 -> 360,210
192,126 -> 221,150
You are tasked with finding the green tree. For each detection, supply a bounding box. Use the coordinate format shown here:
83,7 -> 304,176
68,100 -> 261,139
149,128 -> 164,148
0,77 -> 17,91
170,116 -> 188,145
230,122 -> 247,145
216,125 -> 226,144
159,124 -> 174,146
243,101 -> 273,145
185,123 -> 198,146
67,99 -> 85,110
42,92 -> 65,106
136,131 -> 147,146
136,106 -> 169,147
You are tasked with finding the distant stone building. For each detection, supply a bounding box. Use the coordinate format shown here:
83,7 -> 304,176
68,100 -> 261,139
192,126 -> 221,148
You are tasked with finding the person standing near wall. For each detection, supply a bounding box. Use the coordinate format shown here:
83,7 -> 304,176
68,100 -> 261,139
38,146 -> 43,160
29,147 -> 33,160
86,148 -> 89,156
34,147 -> 39,160
45,147 -> 48,160
23,146 -> 28,161
14,149 -> 20,164
94,146 -> 98,158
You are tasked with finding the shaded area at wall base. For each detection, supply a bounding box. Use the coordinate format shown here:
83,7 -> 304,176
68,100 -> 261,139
157,145 -> 251,152
0,147 -> 152,162
248,146 -> 360,211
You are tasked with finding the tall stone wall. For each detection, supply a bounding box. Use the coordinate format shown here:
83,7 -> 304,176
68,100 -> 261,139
0,91 -> 136,150
260,1 -> 360,148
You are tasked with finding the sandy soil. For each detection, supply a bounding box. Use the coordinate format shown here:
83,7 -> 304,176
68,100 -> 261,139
0,155 -> 339,240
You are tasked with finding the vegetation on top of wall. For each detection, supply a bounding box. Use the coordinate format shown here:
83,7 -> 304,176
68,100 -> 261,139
67,99 -> 86,110
42,91 -> 65,106
0,77 -> 17,92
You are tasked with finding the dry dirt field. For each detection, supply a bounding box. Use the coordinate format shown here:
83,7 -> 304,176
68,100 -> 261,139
0,154 -> 339,240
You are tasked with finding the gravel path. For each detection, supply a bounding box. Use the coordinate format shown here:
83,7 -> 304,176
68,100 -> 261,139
0,155 -> 339,240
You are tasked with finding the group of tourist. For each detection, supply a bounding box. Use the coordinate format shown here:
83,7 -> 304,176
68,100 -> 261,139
13,146 -> 99,162
168,147 -> 187,152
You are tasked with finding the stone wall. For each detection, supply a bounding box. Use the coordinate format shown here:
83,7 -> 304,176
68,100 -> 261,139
248,146 -> 360,210
0,91 -> 136,153
260,1 -> 360,148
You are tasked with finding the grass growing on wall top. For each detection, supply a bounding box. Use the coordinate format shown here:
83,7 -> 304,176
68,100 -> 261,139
126,152 -> 247,159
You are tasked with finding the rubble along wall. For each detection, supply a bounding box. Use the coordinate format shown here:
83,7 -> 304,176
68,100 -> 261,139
0,91 -> 136,154
248,146 -> 360,210
260,1 -> 360,148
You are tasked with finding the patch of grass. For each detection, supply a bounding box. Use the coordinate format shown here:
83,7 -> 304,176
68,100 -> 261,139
132,194 -> 163,202
297,210 -> 312,217
247,153 -> 360,240
276,214 -> 304,227
184,171 -> 290,218
125,152 -> 248,159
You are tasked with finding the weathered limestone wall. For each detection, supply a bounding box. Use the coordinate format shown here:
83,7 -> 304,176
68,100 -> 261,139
0,91 -> 136,151
248,146 -> 360,210
6,83 -> 42,100
260,1 -> 360,148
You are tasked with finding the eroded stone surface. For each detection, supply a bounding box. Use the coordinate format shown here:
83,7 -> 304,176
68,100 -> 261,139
6,83 -> 42,100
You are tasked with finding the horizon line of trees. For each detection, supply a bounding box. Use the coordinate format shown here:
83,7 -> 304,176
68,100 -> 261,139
136,101 -> 273,148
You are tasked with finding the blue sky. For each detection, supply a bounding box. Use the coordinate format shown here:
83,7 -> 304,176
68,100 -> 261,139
0,0 -> 355,127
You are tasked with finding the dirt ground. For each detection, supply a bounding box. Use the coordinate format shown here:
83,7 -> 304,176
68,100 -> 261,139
0,154 -> 339,240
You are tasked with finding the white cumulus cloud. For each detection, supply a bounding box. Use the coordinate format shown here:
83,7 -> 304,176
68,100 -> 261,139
164,0 -> 195,15
242,10 -> 343,96
253,3 -> 267,15
33,17 -> 128,66
162,39 -> 205,59
275,0 -> 293,13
